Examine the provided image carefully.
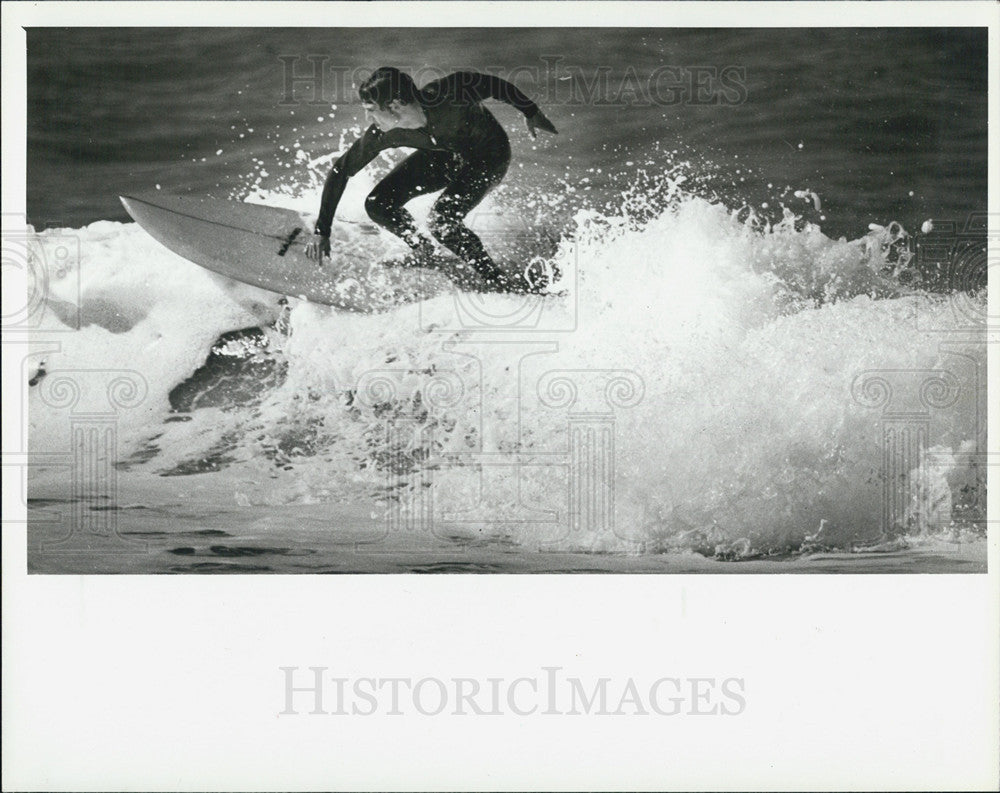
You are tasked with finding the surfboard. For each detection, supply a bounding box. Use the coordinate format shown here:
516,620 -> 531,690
119,194 -> 484,312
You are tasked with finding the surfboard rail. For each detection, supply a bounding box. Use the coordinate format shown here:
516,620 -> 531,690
119,193 -> 462,312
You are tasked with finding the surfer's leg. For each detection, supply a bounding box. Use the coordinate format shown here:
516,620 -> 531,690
365,149 -> 455,252
427,139 -> 511,283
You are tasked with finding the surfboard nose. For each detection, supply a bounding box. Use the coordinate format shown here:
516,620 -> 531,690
120,195 -> 157,224
119,194 -> 167,232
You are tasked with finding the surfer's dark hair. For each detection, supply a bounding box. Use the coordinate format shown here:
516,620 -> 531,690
358,67 -> 418,108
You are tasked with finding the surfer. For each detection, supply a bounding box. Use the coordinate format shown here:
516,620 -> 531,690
304,67 -> 558,289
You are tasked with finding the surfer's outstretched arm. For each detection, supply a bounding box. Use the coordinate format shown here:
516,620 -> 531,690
306,125 -> 387,260
444,71 -> 559,138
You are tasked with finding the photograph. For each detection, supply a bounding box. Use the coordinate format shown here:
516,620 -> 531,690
2,3 -> 997,791
18,24 -> 988,573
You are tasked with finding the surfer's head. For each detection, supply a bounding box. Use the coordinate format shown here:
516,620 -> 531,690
359,67 -> 425,131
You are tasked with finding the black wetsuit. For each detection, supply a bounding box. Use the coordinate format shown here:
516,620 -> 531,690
314,72 -> 542,281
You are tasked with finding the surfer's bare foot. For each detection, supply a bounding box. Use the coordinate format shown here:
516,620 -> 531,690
478,268 -> 519,293
478,265 -> 554,295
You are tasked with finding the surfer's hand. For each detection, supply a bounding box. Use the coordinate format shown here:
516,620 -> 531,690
526,110 -> 558,139
305,233 -> 330,261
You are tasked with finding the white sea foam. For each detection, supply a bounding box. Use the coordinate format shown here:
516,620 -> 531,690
25,185 -> 985,557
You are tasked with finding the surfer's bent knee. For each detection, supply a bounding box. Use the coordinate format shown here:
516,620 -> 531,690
364,192 -> 393,226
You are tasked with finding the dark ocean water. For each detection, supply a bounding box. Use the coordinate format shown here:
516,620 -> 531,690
28,28 -> 988,241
